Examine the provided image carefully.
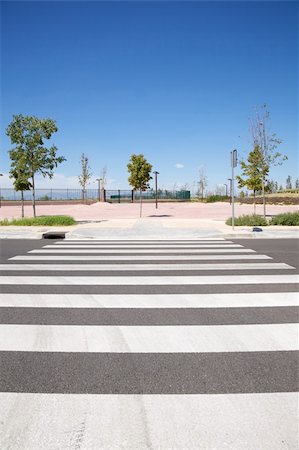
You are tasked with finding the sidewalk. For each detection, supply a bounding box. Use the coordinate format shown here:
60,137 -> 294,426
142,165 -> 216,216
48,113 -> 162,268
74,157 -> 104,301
0,218 -> 298,240
0,202 -> 298,239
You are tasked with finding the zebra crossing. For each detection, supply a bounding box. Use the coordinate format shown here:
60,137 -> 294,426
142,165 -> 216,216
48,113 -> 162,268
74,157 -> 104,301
0,238 -> 298,449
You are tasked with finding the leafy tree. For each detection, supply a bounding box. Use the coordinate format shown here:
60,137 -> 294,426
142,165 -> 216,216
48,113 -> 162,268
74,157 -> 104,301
78,153 -> 92,202
10,167 -> 32,218
286,175 -> 292,190
6,114 -> 65,217
236,145 -> 268,214
249,104 -> 287,217
279,184 -> 283,192
127,154 -> 152,217
274,181 -> 279,192
296,178 -> 299,189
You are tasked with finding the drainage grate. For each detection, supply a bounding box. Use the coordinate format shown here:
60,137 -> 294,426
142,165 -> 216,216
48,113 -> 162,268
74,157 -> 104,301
42,232 -> 66,240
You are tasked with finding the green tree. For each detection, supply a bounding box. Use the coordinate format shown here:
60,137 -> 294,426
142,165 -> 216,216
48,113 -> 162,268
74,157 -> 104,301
296,178 -> 299,189
127,154 -> 152,217
250,104 -> 287,217
286,175 -> 292,190
10,167 -> 32,218
6,114 -> 65,217
78,153 -> 92,202
236,145 -> 268,214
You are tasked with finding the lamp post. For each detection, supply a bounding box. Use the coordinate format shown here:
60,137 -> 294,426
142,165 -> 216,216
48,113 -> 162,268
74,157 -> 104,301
0,174 -> 3,208
230,150 -> 237,230
228,178 -> 232,205
153,171 -> 159,209
224,183 -> 228,197
96,178 -> 102,202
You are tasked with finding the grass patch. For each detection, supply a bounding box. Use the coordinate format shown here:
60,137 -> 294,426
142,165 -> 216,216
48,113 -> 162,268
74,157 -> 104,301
226,214 -> 268,226
0,215 -> 76,226
270,212 -> 299,226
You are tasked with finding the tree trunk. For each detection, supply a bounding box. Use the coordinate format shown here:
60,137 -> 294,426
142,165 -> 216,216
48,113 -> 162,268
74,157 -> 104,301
262,179 -> 266,218
21,191 -> 24,218
140,189 -> 142,218
253,190 -> 256,215
32,174 -> 36,218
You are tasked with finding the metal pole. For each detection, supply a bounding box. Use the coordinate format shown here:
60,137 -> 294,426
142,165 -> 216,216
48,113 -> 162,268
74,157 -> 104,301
232,162 -> 235,230
154,171 -> 159,209
230,150 -> 237,230
0,174 -> 3,208
228,179 -> 232,205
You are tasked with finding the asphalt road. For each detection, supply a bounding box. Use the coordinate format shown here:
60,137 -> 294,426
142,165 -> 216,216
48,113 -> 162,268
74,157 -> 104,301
0,238 -> 298,449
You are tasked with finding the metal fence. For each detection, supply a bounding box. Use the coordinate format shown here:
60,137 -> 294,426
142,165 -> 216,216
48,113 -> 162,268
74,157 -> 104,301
0,188 -> 191,203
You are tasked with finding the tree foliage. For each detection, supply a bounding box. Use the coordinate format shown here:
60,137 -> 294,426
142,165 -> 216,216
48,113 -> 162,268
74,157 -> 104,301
286,175 -> 292,190
127,154 -> 153,191
6,114 -> 65,217
127,154 -> 152,217
236,145 -> 268,213
78,153 -> 92,201
249,104 -> 287,216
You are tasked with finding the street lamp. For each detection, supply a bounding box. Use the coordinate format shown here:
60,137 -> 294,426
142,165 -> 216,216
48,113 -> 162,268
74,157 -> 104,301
0,174 -> 3,208
96,178 -> 102,202
230,149 -> 238,230
224,183 -> 228,197
228,178 -> 232,205
153,171 -> 159,209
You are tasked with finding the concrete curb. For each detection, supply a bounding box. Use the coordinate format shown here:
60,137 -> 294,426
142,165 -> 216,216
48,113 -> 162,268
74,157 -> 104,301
0,223 -> 298,240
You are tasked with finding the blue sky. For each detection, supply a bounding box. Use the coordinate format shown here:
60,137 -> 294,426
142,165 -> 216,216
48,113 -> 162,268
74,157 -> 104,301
1,1 -> 298,192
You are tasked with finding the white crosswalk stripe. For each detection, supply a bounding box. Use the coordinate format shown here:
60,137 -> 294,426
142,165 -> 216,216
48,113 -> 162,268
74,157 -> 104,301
0,239 -> 298,449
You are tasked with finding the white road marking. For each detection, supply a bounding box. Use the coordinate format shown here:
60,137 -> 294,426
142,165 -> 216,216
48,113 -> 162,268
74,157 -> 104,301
43,244 -> 243,249
1,393 -> 296,450
62,238 -> 228,242
0,324 -> 297,352
0,263 -> 293,271
0,292 -> 297,308
0,275 -> 298,285
28,248 -> 256,254
10,254 -> 270,261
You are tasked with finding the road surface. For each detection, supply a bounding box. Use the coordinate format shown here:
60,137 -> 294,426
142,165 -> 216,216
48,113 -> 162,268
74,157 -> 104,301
0,238 -> 298,449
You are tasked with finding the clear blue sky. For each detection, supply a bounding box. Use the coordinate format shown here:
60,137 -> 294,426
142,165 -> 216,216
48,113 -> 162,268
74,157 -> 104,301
1,1 -> 298,192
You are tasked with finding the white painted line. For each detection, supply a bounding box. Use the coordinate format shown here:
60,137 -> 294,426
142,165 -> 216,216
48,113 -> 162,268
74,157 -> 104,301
0,292 -> 297,308
43,244 -> 243,249
0,324 -> 297,352
28,248 -> 255,254
10,254 -> 270,261
0,275 -> 298,285
1,393 -> 296,450
0,263 -> 294,271
54,241 -> 234,246
62,238 -> 228,242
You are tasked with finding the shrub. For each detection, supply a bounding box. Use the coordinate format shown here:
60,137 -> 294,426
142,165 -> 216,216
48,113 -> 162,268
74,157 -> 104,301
0,215 -> 76,226
226,214 -> 268,226
270,212 -> 299,226
206,195 -> 229,203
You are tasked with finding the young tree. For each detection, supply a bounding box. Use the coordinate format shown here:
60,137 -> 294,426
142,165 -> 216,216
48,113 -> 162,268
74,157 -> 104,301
101,165 -> 108,189
236,145 -> 267,214
198,167 -> 208,200
6,114 -> 65,217
249,104 -> 287,217
286,175 -> 292,190
78,153 -> 92,202
296,178 -> 299,189
10,168 -> 32,218
127,154 -> 152,217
